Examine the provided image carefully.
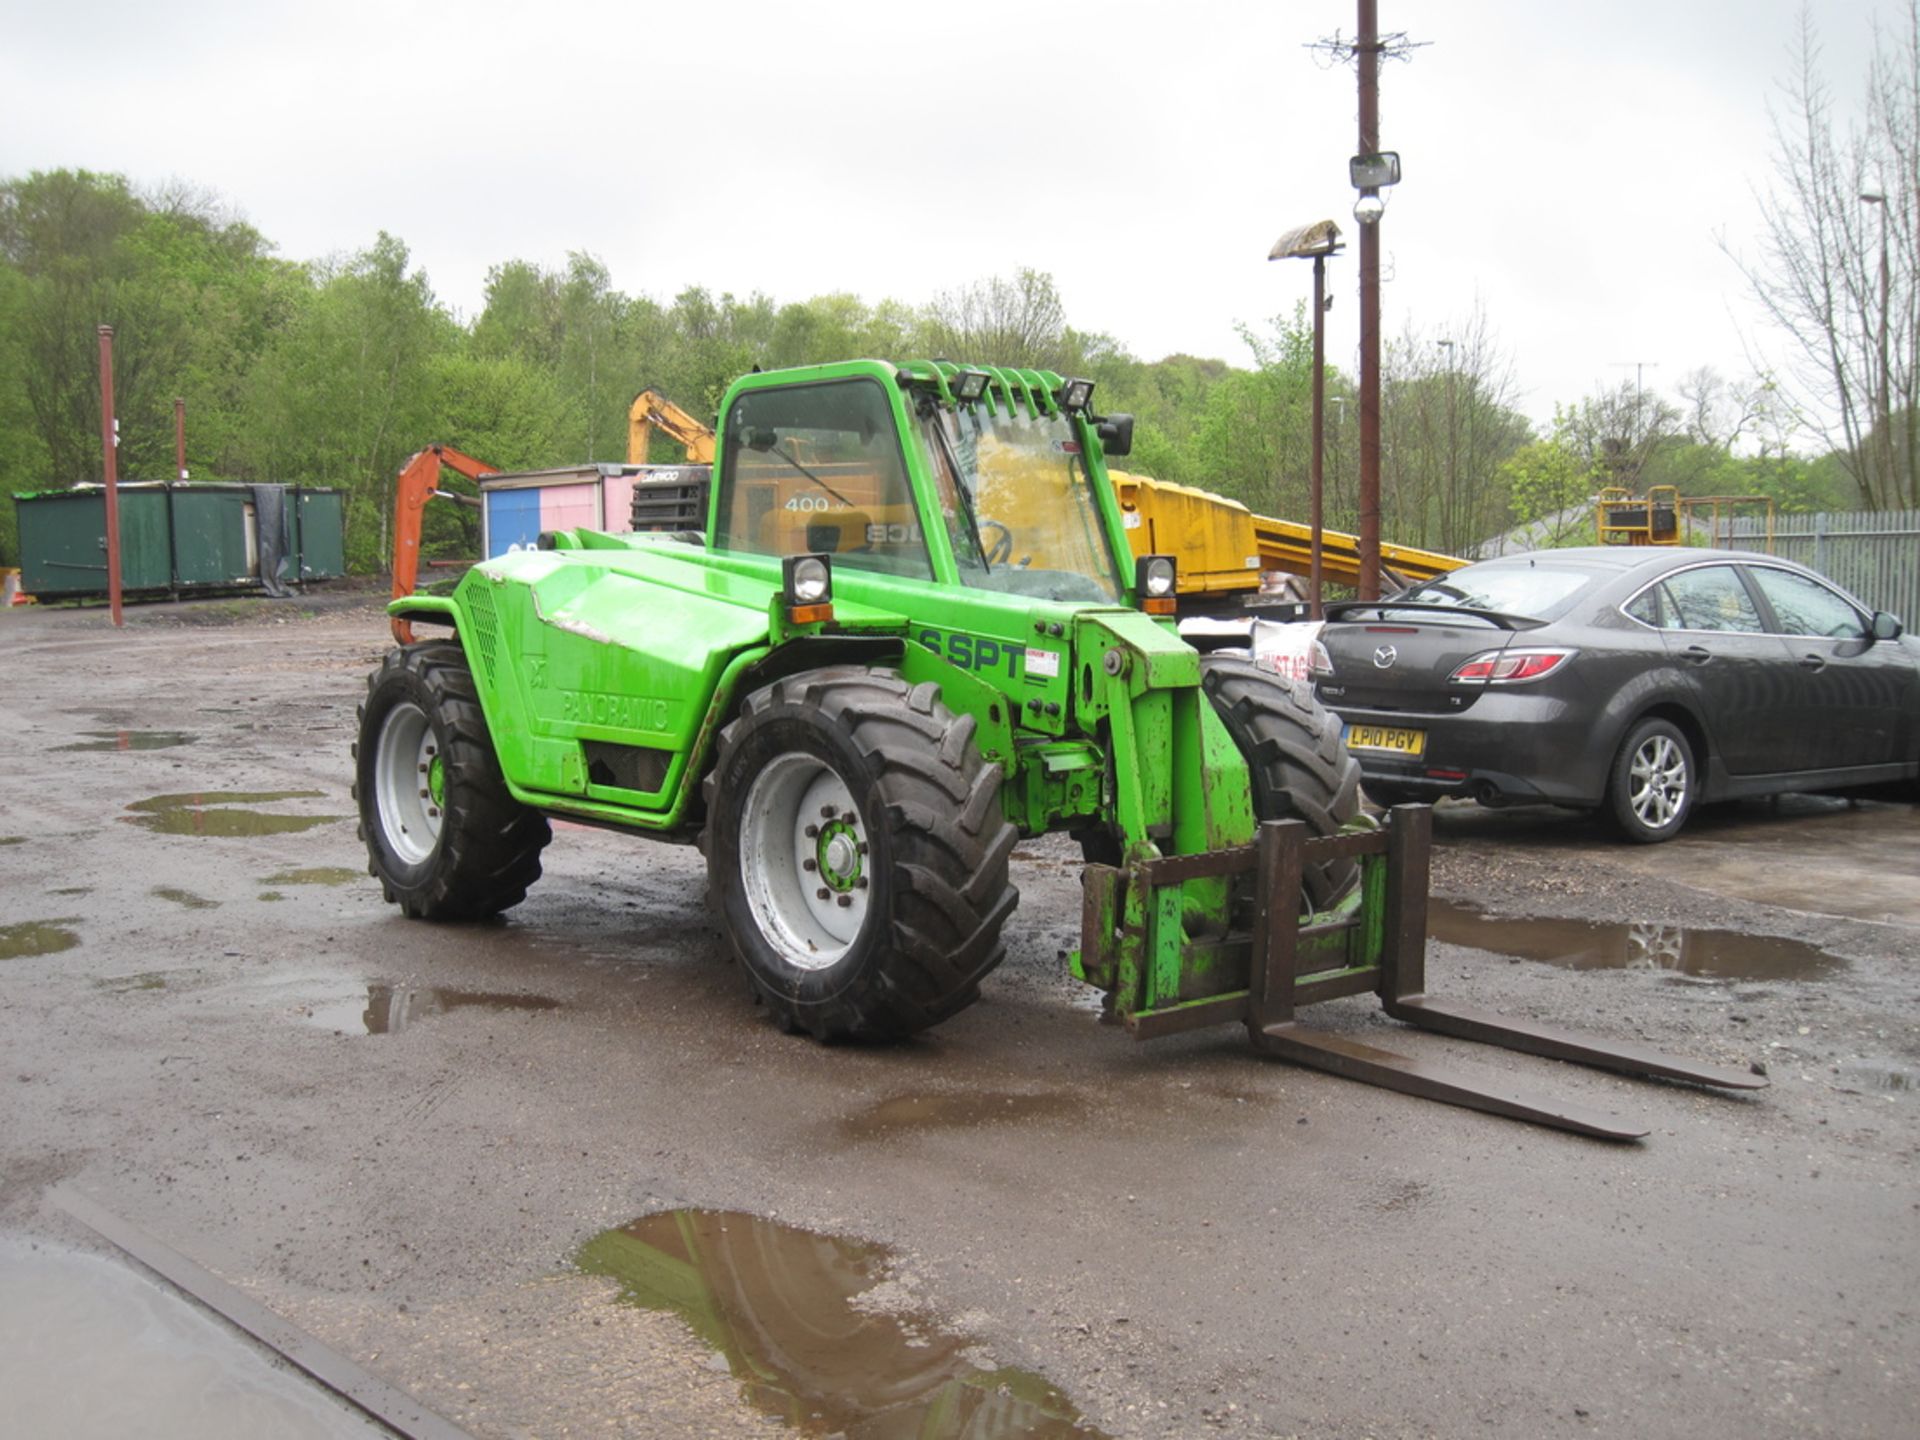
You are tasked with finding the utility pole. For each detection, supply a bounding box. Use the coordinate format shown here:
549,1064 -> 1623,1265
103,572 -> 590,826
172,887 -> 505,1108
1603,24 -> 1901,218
1356,0 -> 1382,600
1438,337 -> 1457,553
97,326 -> 123,627
1313,5 -> 1419,596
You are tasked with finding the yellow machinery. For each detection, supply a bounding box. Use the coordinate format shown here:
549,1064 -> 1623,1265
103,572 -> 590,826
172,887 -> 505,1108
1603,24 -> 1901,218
1597,486 -> 1776,550
1110,471 -> 1466,600
628,389 -> 718,464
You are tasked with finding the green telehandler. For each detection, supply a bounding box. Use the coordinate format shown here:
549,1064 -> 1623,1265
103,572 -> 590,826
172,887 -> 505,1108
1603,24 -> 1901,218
356,359 -> 1761,1139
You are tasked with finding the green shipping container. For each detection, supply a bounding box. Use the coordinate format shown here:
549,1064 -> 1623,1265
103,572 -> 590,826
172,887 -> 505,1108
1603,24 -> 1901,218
13,482 -> 345,599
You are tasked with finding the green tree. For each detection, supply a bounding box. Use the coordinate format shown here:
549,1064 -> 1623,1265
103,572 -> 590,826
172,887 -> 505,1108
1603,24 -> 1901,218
1494,428 -> 1593,551
242,233 -> 453,570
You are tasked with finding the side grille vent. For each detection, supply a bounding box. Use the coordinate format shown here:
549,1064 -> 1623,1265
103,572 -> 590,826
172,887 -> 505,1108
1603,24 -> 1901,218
464,581 -> 499,682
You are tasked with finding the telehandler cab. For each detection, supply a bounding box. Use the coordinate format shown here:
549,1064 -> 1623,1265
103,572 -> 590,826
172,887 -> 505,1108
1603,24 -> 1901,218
358,359 -> 1761,1139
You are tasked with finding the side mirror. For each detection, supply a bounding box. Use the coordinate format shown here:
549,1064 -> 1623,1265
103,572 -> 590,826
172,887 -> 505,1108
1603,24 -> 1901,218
1095,413 -> 1135,458
1871,610 -> 1904,641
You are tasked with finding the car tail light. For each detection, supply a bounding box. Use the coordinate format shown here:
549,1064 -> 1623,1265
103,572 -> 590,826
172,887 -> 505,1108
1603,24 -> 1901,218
1449,647 -> 1575,684
1309,636 -> 1333,678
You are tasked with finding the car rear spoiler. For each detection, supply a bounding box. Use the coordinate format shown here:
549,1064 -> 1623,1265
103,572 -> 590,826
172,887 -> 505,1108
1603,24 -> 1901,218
1322,600 -> 1546,630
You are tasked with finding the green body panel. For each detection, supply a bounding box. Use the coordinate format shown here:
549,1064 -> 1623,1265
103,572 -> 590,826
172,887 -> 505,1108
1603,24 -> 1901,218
442,544 -> 787,823
390,357 -> 1345,1025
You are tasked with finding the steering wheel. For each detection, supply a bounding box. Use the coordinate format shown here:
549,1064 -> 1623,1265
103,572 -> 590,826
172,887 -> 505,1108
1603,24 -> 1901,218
980,519 -> 1014,566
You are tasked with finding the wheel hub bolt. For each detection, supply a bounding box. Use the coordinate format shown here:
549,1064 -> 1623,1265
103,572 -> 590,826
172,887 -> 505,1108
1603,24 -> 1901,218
816,887 -> 830,901
835,894 -> 852,908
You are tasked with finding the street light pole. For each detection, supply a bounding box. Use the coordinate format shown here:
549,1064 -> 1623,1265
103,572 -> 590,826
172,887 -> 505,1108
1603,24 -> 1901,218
1862,189 -> 1891,499
1269,221 -> 1345,620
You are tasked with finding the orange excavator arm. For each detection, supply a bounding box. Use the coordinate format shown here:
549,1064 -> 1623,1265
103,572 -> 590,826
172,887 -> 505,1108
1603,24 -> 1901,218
390,444 -> 498,644
627,389 -> 716,465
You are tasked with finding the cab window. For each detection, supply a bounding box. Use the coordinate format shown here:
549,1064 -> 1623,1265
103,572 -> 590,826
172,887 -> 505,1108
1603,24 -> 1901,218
714,379 -> 932,580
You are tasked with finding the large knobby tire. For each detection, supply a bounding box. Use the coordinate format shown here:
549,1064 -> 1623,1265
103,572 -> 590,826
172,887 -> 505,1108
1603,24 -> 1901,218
1199,655 -> 1364,910
702,666 -> 1018,1041
1606,716 -> 1695,844
354,642 -> 551,919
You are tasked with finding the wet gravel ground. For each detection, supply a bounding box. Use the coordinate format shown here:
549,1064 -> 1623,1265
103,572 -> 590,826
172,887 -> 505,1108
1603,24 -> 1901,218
1,593 -> 1916,1439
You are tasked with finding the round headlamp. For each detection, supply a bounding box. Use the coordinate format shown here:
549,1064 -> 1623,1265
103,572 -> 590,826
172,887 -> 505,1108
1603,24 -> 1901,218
788,556 -> 831,605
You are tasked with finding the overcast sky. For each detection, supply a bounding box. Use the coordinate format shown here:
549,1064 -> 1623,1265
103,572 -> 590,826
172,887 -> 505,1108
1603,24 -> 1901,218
0,1 -> 1892,429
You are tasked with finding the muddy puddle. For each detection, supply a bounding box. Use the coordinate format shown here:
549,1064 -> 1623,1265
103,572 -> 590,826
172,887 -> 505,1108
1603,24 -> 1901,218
1430,900 -> 1845,982
261,867 -> 361,887
0,1236 -> 384,1438
123,791 -> 343,837
57,729 -> 197,752
304,984 -> 562,1035
842,1091 -> 1083,1141
152,886 -> 218,910
575,1210 -> 1106,1438
0,920 -> 81,961
0,835 -> 24,846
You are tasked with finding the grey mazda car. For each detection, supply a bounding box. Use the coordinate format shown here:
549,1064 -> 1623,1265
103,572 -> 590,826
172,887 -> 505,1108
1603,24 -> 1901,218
1313,547 -> 1920,842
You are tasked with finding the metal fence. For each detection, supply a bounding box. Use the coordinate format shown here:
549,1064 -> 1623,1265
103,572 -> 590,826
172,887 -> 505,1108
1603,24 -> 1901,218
1726,509 -> 1920,622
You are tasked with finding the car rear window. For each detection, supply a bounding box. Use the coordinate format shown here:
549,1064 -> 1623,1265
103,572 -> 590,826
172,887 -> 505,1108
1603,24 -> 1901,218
1391,564 -> 1597,620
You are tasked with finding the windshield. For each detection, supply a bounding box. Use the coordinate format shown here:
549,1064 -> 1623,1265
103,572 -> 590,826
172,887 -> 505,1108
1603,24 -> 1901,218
1387,563 -> 1597,621
914,403 -> 1122,604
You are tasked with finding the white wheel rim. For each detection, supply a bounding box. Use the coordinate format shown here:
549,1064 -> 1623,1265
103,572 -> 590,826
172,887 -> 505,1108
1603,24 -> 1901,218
1628,734 -> 1687,831
740,752 -> 870,971
375,701 -> 442,865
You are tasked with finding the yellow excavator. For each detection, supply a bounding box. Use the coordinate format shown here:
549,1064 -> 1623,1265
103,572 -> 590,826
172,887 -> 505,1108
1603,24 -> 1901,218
628,389 -> 717,465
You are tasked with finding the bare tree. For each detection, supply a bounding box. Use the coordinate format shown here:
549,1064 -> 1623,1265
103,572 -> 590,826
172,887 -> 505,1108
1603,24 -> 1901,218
1561,379 -> 1684,490
1380,304 -> 1531,554
1676,366 -> 1776,451
1730,3 -> 1919,508
921,269 -> 1070,370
